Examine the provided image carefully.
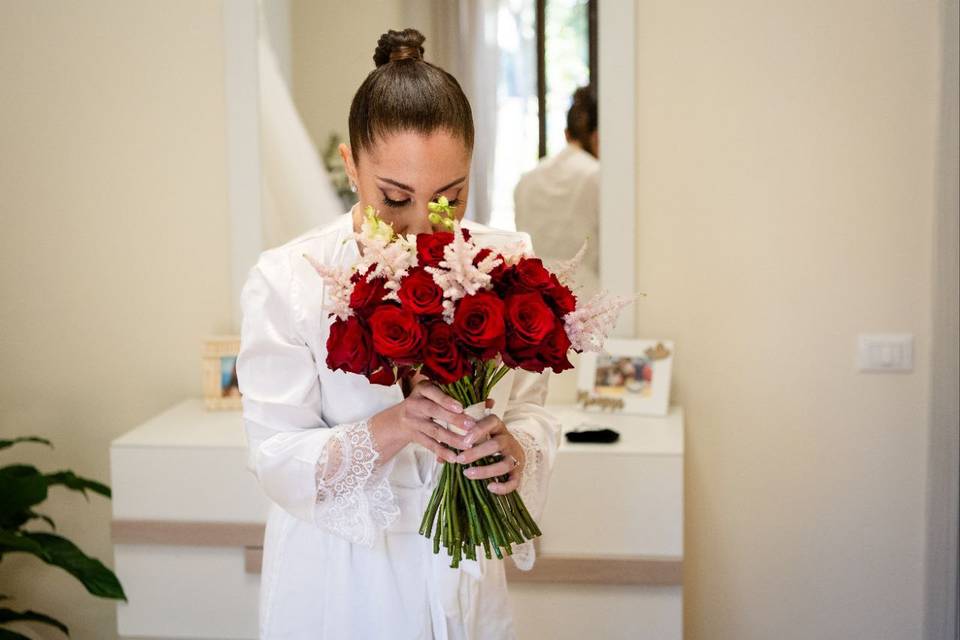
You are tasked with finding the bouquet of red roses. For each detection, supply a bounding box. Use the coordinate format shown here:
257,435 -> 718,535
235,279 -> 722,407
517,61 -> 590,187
303,197 -> 630,568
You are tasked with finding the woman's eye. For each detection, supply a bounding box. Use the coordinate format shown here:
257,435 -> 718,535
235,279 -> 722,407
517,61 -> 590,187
382,196 -> 410,208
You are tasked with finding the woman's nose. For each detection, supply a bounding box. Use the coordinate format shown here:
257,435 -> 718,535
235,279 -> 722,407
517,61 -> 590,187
403,210 -> 438,236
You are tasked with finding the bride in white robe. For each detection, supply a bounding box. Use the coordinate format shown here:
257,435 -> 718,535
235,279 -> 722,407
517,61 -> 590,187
236,203 -> 562,639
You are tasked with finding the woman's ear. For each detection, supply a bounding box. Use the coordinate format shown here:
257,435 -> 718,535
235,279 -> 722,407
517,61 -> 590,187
338,143 -> 358,185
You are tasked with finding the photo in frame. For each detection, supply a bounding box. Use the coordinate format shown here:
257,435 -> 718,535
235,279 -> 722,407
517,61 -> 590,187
576,339 -> 675,416
202,334 -> 242,411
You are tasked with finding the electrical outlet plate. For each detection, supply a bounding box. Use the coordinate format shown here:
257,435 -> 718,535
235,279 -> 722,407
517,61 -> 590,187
857,334 -> 914,372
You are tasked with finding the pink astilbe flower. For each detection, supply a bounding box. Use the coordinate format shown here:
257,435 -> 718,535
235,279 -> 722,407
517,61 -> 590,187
548,239 -> 588,287
563,291 -> 633,352
302,253 -> 354,320
425,221 -> 503,322
499,240 -> 532,267
353,213 -> 418,302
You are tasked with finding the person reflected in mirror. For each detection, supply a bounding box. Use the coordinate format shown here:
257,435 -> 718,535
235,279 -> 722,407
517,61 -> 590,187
513,85 -> 600,294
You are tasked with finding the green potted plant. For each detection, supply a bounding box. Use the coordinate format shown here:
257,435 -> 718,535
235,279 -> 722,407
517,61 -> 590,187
0,436 -> 126,639
318,131 -> 358,212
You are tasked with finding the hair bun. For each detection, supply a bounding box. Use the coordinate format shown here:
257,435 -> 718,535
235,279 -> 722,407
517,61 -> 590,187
571,85 -> 595,106
373,28 -> 426,68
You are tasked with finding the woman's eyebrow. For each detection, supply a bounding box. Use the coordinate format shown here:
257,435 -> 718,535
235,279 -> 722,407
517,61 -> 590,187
375,175 -> 467,194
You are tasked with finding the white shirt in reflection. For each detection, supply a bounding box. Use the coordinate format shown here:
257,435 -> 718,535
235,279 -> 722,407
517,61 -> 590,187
513,141 -> 600,296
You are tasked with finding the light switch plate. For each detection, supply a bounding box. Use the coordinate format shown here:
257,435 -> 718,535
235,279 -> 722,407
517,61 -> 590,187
857,334 -> 914,372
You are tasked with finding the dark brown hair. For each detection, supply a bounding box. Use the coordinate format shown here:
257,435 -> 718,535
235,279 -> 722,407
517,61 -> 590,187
566,85 -> 598,156
347,28 -> 475,166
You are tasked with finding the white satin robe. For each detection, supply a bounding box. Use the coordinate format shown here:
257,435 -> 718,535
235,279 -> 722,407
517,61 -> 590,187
236,207 -> 562,639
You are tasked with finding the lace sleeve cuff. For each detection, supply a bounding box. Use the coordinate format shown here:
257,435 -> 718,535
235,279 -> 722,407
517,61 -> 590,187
509,426 -> 544,518
313,420 -> 401,547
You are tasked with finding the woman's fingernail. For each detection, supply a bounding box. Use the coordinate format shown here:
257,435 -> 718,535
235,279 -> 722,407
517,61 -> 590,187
456,453 -> 465,463
449,402 -> 463,413
464,434 -> 474,446
463,467 -> 473,477
464,419 -> 475,429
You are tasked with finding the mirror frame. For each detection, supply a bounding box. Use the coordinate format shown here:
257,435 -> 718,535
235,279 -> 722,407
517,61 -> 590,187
598,1 -> 637,337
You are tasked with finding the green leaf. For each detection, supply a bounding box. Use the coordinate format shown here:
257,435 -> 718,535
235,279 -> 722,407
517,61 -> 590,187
44,471 -> 111,501
0,466 -> 48,521
0,532 -> 126,601
0,607 -> 69,635
0,530 -> 53,561
24,510 -> 56,531
0,437 -> 53,452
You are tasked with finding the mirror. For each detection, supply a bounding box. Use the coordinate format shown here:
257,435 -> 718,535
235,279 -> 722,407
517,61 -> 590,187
253,0 -> 635,336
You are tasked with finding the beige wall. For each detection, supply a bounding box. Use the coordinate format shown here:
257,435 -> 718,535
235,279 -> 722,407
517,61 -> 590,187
290,0 -> 406,158
631,1 -> 941,638
0,2 -> 232,638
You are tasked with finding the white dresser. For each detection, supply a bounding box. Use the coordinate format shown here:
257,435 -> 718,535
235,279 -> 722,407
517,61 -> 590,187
110,399 -> 683,639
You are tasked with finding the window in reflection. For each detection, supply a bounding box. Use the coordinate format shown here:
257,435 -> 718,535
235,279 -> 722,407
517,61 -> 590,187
545,0 -> 591,157
490,0 -> 594,231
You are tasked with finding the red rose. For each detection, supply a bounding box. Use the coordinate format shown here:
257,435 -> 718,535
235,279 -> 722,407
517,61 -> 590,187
505,292 -> 556,346
504,319 -> 572,374
544,273 -> 577,315
349,273 -> 388,315
541,320 -> 573,373
510,257 -> 553,291
453,291 -> 505,358
416,229 -> 472,267
326,316 -> 375,375
369,305 -> 425,363
474,247 -> 507,283
422,322 -> 470,384
398,267 -> 444,315
368,360 -> 398,385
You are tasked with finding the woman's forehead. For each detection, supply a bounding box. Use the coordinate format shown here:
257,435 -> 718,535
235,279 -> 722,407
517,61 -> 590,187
360,129 -> 471,182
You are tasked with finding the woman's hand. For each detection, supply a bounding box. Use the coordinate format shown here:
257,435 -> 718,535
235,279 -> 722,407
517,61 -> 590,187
368,378 -> 477,464
452,412 -> 525,495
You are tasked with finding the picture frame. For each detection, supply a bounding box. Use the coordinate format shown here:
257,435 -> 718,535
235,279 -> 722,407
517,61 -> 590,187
202,334 -> 242,411
576,339 -> 675,416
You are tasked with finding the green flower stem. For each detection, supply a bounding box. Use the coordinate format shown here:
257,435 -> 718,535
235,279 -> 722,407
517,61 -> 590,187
450,466 -> 462,567
433,466 -> 446,554
465,465 -> 505,559
420,370 -> 544,567
419,469 -> 444,537
457,463 -> 480,547
479,527 -> 492,559
473,470 -> 512,557
506,493 -> 536,539
456,466 -> 481,562
444,469 -> 453,554
512,493 -> 542,536
492,491 -> 526,542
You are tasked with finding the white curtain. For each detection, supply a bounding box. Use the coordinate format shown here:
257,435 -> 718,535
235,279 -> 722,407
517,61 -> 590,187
425,0 -> 501,225
257,2 -> 343,249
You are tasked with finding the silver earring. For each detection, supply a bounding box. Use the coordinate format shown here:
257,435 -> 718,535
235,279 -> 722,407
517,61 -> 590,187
350,182 -> 358,193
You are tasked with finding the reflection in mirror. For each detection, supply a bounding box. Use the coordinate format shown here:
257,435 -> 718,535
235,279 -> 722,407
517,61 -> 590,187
262,0 -> 600,294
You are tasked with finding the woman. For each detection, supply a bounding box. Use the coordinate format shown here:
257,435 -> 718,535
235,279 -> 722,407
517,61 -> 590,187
236,28 -> 561,640
513,86 -> 600,294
